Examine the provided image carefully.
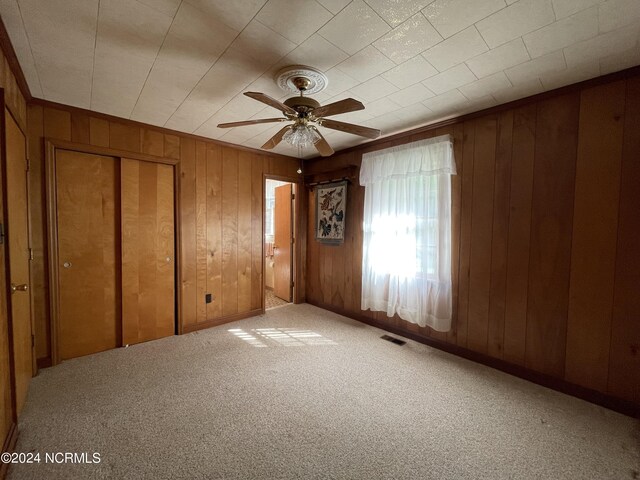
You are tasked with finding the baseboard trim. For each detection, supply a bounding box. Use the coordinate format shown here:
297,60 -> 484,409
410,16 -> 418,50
307,300 -> 640,418
0,422 -> 18,480
182,309 -> 264,334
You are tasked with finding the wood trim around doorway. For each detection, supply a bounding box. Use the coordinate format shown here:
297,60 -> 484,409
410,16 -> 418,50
263,174 -> 305,309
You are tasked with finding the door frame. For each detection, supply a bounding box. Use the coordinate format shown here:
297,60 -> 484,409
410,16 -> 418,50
0,92 -> 19,476
263,173 -> 306,309
44,139 -> 180,365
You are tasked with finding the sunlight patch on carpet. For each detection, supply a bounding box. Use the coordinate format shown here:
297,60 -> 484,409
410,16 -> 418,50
228,327 -> 337,347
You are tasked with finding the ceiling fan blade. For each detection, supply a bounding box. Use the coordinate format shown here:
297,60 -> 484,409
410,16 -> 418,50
321,119 -> 381,139
313,98 -> 364,118
312,128 -> 334,157
244,92 -> 297,115
261,125 -> 291,150
218,118 -> 286,128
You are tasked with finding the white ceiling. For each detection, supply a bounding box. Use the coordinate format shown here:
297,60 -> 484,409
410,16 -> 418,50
1,0 -> 639,157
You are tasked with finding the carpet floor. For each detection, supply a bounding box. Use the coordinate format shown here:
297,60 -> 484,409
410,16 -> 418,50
8,304 -> 639,480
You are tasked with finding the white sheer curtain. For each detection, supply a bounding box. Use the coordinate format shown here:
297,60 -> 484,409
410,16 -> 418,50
360,135 -> 456,332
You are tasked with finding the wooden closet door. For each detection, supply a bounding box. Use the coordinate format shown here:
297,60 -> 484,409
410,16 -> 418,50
121,159 -> 174,345
5,110 -> 32,414
56,150 -> 119,360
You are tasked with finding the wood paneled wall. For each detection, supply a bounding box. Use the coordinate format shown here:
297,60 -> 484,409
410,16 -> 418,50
305,74 -> 640,408
27,102 -> 300,361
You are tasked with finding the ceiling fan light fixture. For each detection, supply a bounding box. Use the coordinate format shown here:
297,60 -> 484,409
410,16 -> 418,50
283,124 -> 321,148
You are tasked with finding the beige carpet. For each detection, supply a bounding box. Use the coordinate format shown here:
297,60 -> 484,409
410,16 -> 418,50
8,304 -> 639,480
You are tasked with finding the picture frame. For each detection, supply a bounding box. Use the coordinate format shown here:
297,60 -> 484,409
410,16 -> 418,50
315,181 -> 347,244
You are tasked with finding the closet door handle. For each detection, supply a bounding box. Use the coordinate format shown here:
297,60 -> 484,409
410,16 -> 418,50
63,261 -> 72,268
11,283 -> 28,293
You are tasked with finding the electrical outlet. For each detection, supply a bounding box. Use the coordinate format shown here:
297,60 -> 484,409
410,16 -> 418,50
205,293 -> 213,304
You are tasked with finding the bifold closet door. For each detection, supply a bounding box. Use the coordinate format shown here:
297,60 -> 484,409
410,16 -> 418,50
121,159 -> 174,345
56,150 -> 119,360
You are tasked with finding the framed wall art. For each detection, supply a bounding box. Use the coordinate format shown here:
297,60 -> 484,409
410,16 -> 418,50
315,181 -> 347,244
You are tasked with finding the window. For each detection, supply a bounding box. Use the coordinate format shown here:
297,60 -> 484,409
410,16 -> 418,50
360,135 -> 456,332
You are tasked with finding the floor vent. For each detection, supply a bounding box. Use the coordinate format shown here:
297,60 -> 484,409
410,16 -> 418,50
381,335 -> 406,346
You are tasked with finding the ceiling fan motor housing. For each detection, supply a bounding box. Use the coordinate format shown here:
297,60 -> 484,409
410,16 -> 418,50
284,96 -> 321,115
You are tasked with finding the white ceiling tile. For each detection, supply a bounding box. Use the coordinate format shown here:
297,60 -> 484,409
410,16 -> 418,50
246,73 -> 290,101
364,112 -> 404,134
465,38 -> 530,78
539,61 -> 600,89
329,106 -> 373,123
563,24 -> 640,67
505,50 -> 566,84
422,63 -> 477,94
422,88 -> 470,113
600,47 -> 640,75
131,2 -> 239,126
92,0 -> 173,117
4,0 -> 638,157
355,76 -> 398,102
373,13 -> 443,64
308,91 -> 334,105
0,0 -> 42,97
422,0 -> 507,39
91,53 -> 153,118
136,0 -> 182,17
598,0 -> 640,33
35,59 -> 93,108
189,94 -> 275,138
285,34 -> 349,72
364,0 -> 433,27
551,0 -> 602,19
492,78 -> 544,103
165,48 -> 265,132
256,0 -> 333,44
216,119 -> 281,143
318,0 -> 390,55
321,67 -> 361,96
272,142 -> 300,156
459,71 -> 512,99
523,6 -> 598,58
476,0 -> 555,48
194,102 -> 254,138
336,45 -> 395,82
130,77 -> 189,127
316,0 -> 352,14
232,20 -> 297,67
382,55 -> 438,89
388,83 -> 435,107
462,94 -> 498,113
363,96 -> 401,117
392,103 -> 432,127
185,0 -> 267,31
422,26 -> 489,72
17,0 -> 98,105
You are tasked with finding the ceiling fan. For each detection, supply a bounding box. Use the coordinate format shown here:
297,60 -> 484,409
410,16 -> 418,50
217,66 -> 381,157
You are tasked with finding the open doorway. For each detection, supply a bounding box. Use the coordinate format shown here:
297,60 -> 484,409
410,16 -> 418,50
264,179 -> 296,310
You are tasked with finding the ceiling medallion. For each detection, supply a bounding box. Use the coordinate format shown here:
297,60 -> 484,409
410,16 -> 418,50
275,65 -> 328,95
